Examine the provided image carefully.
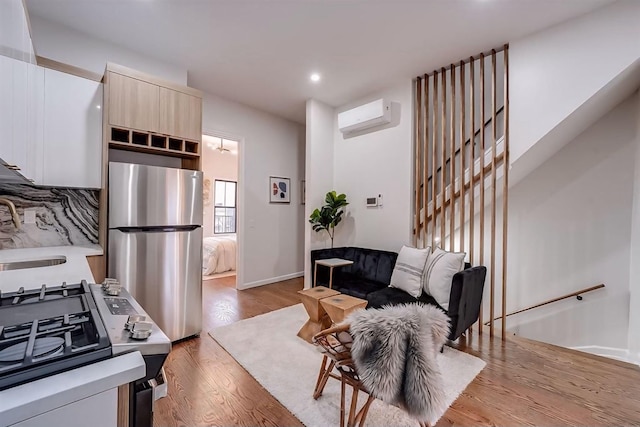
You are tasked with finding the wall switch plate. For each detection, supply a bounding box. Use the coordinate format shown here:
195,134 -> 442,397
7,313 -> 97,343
24,208 -> 36,224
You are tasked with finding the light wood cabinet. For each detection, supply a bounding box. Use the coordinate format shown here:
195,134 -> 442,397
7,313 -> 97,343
87,255 -> 106,283
108,72 -> 159,133
158,87 -> 202,141
104,64 -> 202,161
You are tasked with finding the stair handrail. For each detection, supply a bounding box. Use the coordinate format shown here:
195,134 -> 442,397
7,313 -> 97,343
485,283 -> 605,325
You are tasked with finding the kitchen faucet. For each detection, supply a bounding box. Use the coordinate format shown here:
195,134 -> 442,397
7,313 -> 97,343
0,197 -> 21,229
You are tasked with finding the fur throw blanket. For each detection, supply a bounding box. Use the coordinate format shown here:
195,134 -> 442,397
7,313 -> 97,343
346,303 -> 450,423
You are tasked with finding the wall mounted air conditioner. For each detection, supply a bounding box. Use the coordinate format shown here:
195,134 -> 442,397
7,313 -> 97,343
338,99 -> 391,135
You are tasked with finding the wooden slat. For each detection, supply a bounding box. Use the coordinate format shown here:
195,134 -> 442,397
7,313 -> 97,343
449,65 -> 456,251
414,77 -> 422,246
479,53 -> 487,335
502,46 -> 510,339
459,60 -> 466,257
440,68 -> 446,247
431,71 -> 439,250
489,49 -> 497,337
469,56 -> 480,332
423,74 -> 430,248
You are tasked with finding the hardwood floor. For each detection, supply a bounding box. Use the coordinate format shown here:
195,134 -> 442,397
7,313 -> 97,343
155,277 -> 640,426
154,276 -> 304,427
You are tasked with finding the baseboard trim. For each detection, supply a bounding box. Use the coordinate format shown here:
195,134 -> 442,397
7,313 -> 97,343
571,345 -> 640,365
238,271 -> 304,290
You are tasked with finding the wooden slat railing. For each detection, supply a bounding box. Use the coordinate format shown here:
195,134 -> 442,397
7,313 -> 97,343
414,46 -> 509,338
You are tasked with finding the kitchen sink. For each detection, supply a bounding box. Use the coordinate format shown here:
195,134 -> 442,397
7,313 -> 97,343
0,256 -> 67,271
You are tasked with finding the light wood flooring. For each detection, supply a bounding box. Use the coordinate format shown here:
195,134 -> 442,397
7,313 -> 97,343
155,277 -> 640,426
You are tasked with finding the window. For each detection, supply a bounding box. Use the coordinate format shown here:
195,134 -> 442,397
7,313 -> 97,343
214,180 -> 237,234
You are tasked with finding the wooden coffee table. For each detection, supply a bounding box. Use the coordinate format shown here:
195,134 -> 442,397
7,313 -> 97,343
297,287 -> 341,342
320,294 -> 368,324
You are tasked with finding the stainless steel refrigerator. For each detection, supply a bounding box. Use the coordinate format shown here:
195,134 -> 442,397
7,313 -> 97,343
108,162 -> 203,341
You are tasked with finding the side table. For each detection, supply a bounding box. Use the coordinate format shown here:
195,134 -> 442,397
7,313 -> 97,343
321,294 -> 368,325
314,258 -> 354,289
297,287 -> 341,342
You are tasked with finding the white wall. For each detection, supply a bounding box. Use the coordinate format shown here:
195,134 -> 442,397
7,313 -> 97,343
505,93 -> 638,350
28,15 -> 187,84
332,82 -> 413,252
202,92 -> 305,289
510,0 -> 640,174
510,293 -> 629,349
304,99 -> 335,287
628,91 -> 640,356
201,145 -> 238,238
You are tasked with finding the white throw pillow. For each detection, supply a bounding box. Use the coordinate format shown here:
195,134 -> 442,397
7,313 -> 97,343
423,247 -> 466,311
389,246 -> 431,298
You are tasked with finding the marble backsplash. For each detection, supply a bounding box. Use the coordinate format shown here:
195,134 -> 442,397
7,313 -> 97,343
0,184 -> 99,250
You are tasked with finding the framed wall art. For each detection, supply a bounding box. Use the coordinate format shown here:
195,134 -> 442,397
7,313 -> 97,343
270,176 -> 291,203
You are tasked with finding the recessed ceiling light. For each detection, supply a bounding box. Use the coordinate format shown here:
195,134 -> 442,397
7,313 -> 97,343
310,73 -> 321,83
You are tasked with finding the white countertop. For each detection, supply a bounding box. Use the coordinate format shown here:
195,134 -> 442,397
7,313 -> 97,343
0,351 -> 145,427
0,245 -> 103,293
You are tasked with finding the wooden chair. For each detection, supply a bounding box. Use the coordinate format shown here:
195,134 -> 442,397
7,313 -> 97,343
312,324 -> 431,427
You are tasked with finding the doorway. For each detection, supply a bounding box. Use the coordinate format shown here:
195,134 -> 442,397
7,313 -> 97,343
201,134 -> 239,288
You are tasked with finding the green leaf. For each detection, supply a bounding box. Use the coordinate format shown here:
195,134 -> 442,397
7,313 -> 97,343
310,190 -> 349,241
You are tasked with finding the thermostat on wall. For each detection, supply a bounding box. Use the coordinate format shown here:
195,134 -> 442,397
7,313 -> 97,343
366,194 -> 383,207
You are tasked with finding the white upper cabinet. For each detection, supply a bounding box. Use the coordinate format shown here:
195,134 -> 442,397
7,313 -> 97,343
0,56 -> 103,188
42,68 -> 102,188
0,0 -> 36,64
0,55 -> 42,183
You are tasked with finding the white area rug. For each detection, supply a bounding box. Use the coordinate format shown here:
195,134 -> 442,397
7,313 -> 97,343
209,304 -> 486,426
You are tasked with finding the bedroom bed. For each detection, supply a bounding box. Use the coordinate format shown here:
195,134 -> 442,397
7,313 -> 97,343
203,234 -> 237,275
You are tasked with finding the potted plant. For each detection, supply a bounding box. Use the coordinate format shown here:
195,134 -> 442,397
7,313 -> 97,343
309,191 -> 349,248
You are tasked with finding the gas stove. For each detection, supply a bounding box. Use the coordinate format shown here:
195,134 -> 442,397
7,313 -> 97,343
0,280 -> 111,390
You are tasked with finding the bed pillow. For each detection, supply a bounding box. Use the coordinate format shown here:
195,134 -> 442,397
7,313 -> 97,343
389,246 -> 431,298
423,247 -> 466,311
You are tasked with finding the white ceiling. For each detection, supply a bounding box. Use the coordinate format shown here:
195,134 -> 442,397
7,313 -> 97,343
26,0 -> 612,124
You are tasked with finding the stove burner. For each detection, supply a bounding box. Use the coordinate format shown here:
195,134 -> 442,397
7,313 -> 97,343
0,337 -> 65,363
0,281 -> 112,390
20,295 -> 65,304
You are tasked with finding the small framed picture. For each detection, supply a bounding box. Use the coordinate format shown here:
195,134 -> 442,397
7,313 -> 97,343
269,176 -> 291,203
301,180 -> 306,205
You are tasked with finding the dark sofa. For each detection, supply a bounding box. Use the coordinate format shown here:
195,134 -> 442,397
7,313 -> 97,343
311,247 -> 486,340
